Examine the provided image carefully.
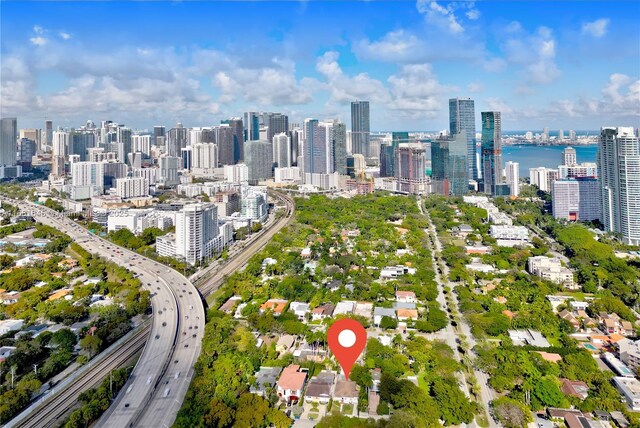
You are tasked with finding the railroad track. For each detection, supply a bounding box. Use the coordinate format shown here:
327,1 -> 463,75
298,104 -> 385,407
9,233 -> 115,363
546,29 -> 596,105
9,323 -> 150,428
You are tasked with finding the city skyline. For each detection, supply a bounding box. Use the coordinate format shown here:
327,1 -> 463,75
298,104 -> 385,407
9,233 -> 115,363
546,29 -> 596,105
1,1 -> 639,131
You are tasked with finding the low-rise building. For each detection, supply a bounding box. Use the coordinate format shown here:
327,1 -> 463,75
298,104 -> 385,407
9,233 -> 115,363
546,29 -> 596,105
528,256 -> 576,288
0,319 -> 24,334
250,366 -> 282,397
311,303 -> 335,321
334,380 -> 359,405
395,291 -> 416,303
490,225 -> 530,246
305,372 -> 335,404
260,299 -> 288,316
603,352 -> 635,377
289,302 -> 310,320
508,329 -> 551,347
613,377 -> 640,411
333,300 -> 356,316
373,307 -> 396,326
277,365 -> 307,404
560,378 -> 589,400
380,265 -> 417,279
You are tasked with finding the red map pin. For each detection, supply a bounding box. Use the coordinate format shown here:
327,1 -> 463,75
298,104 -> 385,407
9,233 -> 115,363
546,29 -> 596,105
327,318 -> 367,380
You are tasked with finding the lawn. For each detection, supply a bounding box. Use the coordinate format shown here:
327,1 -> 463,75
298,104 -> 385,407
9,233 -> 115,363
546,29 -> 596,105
341,403 -> 354,415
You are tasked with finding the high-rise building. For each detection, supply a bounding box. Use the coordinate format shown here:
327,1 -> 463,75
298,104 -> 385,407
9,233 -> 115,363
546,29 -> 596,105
158,155 -> 181,188
505,161 -> 520,197
480,111 -> 502,195
558,163 -> 598,179
115,177 -> 149,199
303,119 -> 327,175
266,113 -> 289,148
227,118 -> 244,163
558,129 -> 564,141
71,161 -> 104,190
69,131 -> 95,161
543,127 -> 550,142
569,130 -> 576,142
449,98 -> 477,181
245,140 -> 273,184
562,146 -> 577,166
167,123 -> 188,157
0,118 -> 17,167
191,143 -> 218,176
529,167 -> 559,193
132,135 -> 152,157
18,138 -> 36,171
350,101 -> 370,156
379,142 -> 394,178
244,112 -> 260,142
395,143 -> 428,194
50,130 -> 68,178
157,203 -> 219,265
431,132 -> 468,197
153,126 -> 166,148
45,119 -> 53,148
273,133 -> 291,168
20,129 -> 41,152
599,127 -> 640,245
553,178 -> 600,222
331,121 -> 347,175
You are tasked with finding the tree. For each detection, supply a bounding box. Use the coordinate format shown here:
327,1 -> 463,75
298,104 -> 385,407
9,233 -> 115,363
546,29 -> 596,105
51,328 -> 78,352
80,335 -> 102,358
532,377 -> 567,409
492,397 -> 533,428
431,377 -> 474,425
350,365 -> 373,389
379,316 -> 398,330
203,398 -> 235,427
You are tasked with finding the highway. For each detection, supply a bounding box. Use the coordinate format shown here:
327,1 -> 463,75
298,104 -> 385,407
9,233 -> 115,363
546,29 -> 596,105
2,197 -> 205,428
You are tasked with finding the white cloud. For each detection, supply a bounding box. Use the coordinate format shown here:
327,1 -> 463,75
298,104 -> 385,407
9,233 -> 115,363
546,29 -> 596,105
30,37 -> 47,46
354,30 -> 420,62
501,25 -> 561,84
467,82 -> 484,93
387,64 -> 452,117
466,8 -> 480,20
33,25 -> 44,34
417,0 -> 464,34
582,18 -> 610,37
59,32 -> 71,40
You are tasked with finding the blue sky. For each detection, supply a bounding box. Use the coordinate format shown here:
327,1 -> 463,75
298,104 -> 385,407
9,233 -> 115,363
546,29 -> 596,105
1,1 -> 639,131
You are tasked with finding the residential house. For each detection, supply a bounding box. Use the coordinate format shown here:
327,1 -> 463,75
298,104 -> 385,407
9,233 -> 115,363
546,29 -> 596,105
333,300 -> 356,316
334,380 -> 359,405
560,378 -> 589,400
260,299 -> 288,316
0,346 -> 16,362
305,372 -> 335,404
1,291 -> 20,304
354,302 -> 373,321
219,296 -> 242,313
395,291 -> 416,303
276,335 -> 296,354
277,365 -> 307,404
250,366 -> 282,397
289,302 -> 310,320
380,265 -> 417,279
0,319 -> 24,334
373,307 -> 396,326
311,303 -> 335,321
396,308 -> 418,321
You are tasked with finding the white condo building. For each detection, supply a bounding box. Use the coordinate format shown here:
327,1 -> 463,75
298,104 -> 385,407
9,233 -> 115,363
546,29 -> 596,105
191,142 -> 218,176
224,164 -> 248,184
529,167 -> 558,192
273,133 -> 291,168
599,127 -> 640,245
505,161 -> 520,196
115,177 -> 149,199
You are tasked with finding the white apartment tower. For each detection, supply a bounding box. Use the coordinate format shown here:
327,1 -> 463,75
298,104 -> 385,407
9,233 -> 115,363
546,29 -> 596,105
273,133 -> 291,168
191,142 -> 218,175
175,203 -> 219,265
599,127 -> 640,245
115,177 -> 149,199
505,161 -> 520,197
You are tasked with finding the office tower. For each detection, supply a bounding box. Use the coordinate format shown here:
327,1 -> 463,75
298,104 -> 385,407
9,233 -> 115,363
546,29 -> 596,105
379,142 -> 394,177
449,97 -> 477,180
69,131 -> 95,161
228,118 -> 244,163
553,178 -> 600,221
132,135 -> 151,157
45,119 -> 53,147
267,113 -> 289,147
288,128 -> 302,166
158,203 -> 219,265
0,118 -> 17,167
215,125 -> 234,166
18,138 -> 36,171
191,143 -> 218,175
20,129 -> 41,153
559,129 -> 564,141
244,112 -> 260,141
351,101 -> 370,156
480,111 -> 502,195
102,162 -> 128,189
562,146 -> 577,166
543,127 -> 550,142
157,155 -> 181,188
505,161 -> 520,197
181,147 -> 192,170
599,127 -> 640,245
153,126 -> 166,147
529,167 -> 559,192
71,161 -> 105,190
395,143 -> 428,194
331,121 -> 347,175
303,119 -> 327,175
127,152 -> 142,170
115,177 -> 149,199
245,140 -> 273,184
116,127 -> 132,163
167,123 -> 188,157
273,133 -> 291,168
431,132 -> 468,196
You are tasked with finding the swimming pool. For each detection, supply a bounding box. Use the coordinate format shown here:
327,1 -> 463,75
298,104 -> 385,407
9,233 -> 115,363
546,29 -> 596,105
582,343 -> 597,351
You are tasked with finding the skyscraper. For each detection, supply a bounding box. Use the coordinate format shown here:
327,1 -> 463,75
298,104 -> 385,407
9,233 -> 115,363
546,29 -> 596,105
245,140 -> 273,184
505,161 -> 520,196
0,117 -> 17,167
267,113 -> 289,147
215,125 -> 234,166
273,133 -> 291,168
167,123 -> 188,157
562,146 -> 577,166
599,127 -> 640,245
395,144 -> 428,194
244,112 -> 260,142
449,98 -> 477,181
303,119 -> 327,174
228,117 -> 244,163
331,121 -> 347,175
173,203 -> 219,265
350,101 -> 370,156
153,126 -> 166,148
430,132 -> 468,196
480,111 -> 502,195
45,119 -> 53,148
51,130 -> 68,178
